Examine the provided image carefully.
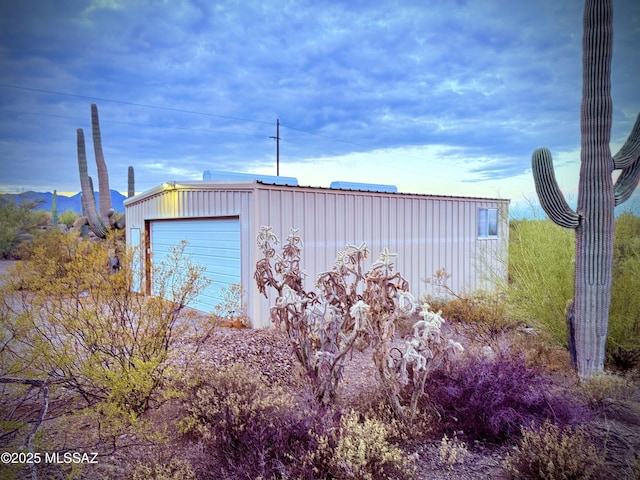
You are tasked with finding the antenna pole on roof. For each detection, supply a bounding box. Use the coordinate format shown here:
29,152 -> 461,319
270,118 -> 280,176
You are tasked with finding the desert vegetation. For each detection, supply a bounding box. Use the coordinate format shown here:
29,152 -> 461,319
508,213 -> 640,369
0,197 -> 49,259
2,215 -> 638,479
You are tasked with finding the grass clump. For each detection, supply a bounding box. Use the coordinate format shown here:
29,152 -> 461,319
438,433 -> 469,470
502,419 -> 605,480
507,219 -> 575,346
579,372 -> 636,408
423,269 -> 515,345
131,459 -> 196,480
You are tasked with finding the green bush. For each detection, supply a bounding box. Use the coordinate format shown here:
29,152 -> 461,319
507,213 -> 640,356
507,219 -> 575,346
507,215 -> 640,358
502,420 -> 605,480
1,232 -> 212,417
0,197 -> 48,258
609,213 -> 640,356
58,208 -> 80,227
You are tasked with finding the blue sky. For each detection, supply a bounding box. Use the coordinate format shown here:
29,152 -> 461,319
1,0 -> 639,215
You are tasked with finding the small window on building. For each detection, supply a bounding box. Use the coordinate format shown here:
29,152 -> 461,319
478,208 -> 498,238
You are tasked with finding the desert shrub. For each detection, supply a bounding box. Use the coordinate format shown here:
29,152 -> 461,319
427,354 -> 586,443
507,219 -> 575,346
608,347 -> 640,372
502,419 -> 605,480
306,409 -> 417,480
179,363 -> 418,480
0,231 -> 213,441
131,459 -> 196,480
507,215 -> 640,359
11,227 -> 76,275
438,433 -> 469,470
579,372 -> 636,408
609,213 -> 640,356
58,209 -> 79,227
439,291 -> 508,327
0,197 -> 47,259
423,269 -> 515,346
178,363 -> 315,480
214,283 -> 250,328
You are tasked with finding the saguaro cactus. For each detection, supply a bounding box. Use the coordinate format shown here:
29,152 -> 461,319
51,189 -> 58,227
532,0 -> 640,379
76,104 -> 135,238
77,128 -> 108,238
91,103 -> 113,228
128,165 -> 135,198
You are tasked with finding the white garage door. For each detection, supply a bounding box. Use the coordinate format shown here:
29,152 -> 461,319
150,217 -> 241,312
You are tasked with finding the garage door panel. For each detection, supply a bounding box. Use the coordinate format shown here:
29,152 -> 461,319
150,218 -> 241,312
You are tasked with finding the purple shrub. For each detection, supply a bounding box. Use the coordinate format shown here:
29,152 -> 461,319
426,354 -> 588,443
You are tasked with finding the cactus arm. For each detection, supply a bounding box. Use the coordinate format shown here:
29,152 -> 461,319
531,147 -> 580,228
613,113 -> 640,169
77,128 -> 108,238
612,113 -> 640,206
91,104 -> 112,226
614,156 -> 640,206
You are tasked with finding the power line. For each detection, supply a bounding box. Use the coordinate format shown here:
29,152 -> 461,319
0,83 -> 273,125
279,122 -> 375,150
0,82 -> 389,151
0,83 -> 470,178
0,108 -> 267,138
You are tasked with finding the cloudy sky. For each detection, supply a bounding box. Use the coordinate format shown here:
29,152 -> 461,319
1,0 -> 639,215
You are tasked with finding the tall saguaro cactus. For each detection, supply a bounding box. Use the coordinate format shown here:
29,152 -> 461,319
51,189 -> 58,227
91,103 -> 113,228
76,104 -> 135,238
128,165 -> 135,198
77,128 -> 109,238
532,0 -> 640,379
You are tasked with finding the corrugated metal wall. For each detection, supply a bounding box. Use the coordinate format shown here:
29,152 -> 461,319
125,182 -> 509,329
252,185 -> 509,326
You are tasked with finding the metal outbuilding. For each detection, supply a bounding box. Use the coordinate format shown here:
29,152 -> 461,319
124,178 -> 509,328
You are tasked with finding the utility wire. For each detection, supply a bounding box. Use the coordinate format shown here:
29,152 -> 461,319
0,83 -> 470,176
1,82 -> 401,153
0,83 -> 273,125
0,108 -> 267,137
279,122 -> 374,150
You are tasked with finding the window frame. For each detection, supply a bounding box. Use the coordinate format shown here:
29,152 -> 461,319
478,207 -> 499,239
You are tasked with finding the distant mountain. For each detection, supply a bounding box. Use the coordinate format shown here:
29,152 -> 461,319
0,190 -> 127,214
